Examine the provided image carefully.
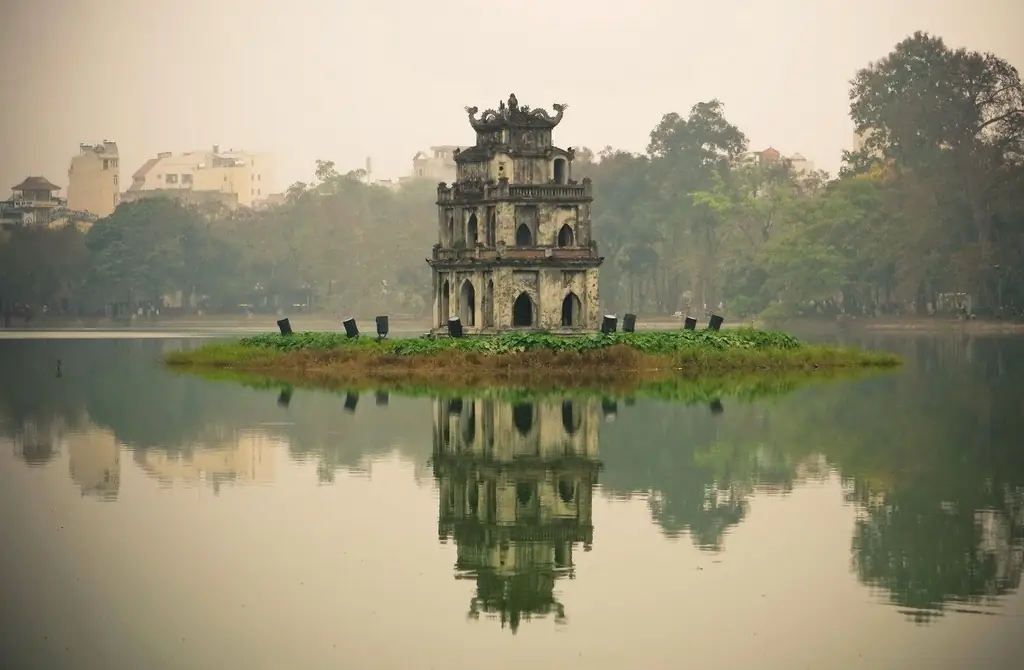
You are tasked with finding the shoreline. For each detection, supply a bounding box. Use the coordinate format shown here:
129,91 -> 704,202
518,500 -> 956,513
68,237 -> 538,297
165,329 -> 902,394
193,365 -> 893,404
775,316 -> 1024,335
6,314 -> 1022,335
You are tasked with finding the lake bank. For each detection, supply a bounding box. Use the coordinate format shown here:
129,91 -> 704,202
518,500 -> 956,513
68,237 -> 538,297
193,364 -> 890,405
165,329 -> 901,393
774,315 -> 1024,336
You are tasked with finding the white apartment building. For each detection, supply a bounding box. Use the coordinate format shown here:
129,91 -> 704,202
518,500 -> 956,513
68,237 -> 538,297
128,145 -> 274,208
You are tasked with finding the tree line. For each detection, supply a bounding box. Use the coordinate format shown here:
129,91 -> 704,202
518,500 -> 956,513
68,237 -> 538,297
1,31 -> 1021,322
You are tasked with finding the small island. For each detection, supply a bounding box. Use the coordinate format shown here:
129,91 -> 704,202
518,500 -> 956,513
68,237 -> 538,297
167,95 -> 899,395
166,329 -> 901,395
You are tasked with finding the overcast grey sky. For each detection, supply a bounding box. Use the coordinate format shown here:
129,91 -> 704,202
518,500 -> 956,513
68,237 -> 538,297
2,0 -> 1022,195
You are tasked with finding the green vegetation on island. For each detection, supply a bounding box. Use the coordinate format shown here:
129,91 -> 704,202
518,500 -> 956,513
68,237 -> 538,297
165,329 -> 901,393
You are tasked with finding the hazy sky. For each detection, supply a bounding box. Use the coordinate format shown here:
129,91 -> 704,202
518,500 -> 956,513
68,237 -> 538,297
3,0 -> 1022,195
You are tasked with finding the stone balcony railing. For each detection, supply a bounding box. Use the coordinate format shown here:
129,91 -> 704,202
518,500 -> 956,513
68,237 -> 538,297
431,242 -> 600,262
437,177 -> 592,203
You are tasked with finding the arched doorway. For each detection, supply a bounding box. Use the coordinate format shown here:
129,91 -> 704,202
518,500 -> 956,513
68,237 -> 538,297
515,223 -> 532,247
460,280 -> 476,326
485,279 -> 494,327
512,292 -> 533,327
557,223 -> 574,247
440,279 -> 450,326
561,292 -> 581,327
553,158 -> 567,184
466,213 -> 478,246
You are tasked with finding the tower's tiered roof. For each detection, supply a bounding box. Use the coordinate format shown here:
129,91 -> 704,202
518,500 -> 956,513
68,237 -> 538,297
464,93 -> 568,133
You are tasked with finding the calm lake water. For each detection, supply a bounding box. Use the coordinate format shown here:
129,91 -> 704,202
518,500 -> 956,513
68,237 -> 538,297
1,333 -> 1022,669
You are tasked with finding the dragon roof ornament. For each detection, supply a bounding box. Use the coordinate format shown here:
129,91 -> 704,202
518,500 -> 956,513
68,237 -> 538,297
464,94 -> 568,131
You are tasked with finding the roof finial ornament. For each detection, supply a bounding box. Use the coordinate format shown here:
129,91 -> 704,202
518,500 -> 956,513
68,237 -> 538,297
507,93 -> 518,113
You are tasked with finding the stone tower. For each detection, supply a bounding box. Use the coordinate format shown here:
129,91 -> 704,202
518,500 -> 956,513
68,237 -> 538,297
428,94 -> 603,335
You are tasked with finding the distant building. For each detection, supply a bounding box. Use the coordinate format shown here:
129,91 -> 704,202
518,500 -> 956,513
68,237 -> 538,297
786,153 -> 814,175
0,176 -> 75,229
412,145 -> 472,184
742,147 -> 816,174
67,141 -> 120,218
128,146 -> 274,208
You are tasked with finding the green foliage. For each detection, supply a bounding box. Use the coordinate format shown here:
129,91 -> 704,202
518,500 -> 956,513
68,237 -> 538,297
234,328 -> 803,356
0,225 -> 90,310
85,197 -> 220,303
3,30 -> 1022,320
843,31 -> 1024,310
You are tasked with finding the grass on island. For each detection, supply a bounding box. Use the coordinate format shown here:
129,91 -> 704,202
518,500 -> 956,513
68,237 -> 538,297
166,328 -> 901,394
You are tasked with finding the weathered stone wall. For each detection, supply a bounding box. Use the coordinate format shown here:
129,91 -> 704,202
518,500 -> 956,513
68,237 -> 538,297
457,150 -> 573,187
501,202 -> 581,247
431,265 -> 600,331
440,202 -> 589,250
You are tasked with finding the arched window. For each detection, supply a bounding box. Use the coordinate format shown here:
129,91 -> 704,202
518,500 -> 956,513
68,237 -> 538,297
467,213 -> 478,246
512,292 -> 533,327
515,223 -> 533,247
553,157 -> 567,184
440,279 -> 450,326
484,279 -> 495,327
557,223 -> 574,247
561,292 -> 581,327
460,280 -> 476,327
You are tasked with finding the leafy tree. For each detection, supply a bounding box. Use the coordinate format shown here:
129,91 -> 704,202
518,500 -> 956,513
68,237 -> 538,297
849,31 -> 1024,306
85,197 -> 217,309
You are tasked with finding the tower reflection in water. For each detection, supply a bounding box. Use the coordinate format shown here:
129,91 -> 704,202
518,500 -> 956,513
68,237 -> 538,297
431,396 -> 603,633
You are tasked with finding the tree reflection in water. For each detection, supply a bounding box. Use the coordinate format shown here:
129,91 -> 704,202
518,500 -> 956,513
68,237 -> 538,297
1,334 -> 1023,626
598,334 -> 1024,621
